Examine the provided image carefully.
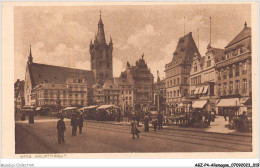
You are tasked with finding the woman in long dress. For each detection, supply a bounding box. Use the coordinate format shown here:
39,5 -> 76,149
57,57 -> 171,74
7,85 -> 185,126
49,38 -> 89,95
131,117 -> 140,139
144,115 -> 149,132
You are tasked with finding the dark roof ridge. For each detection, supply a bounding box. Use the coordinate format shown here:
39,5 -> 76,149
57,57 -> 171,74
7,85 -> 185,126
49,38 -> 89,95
30,62 -> 92,72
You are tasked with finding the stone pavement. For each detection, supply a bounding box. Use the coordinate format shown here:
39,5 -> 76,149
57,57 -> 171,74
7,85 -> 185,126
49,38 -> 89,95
15,114 -> 252,137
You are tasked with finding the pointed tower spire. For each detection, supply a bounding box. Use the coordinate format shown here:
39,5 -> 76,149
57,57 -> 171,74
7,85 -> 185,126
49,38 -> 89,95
97,10 -> 106,45
94,34 -> 98,44
109,35 -> 112,44
157,70 -> 160,83
244,21 -> 247,27
28,45 -> 33,64
90,39 -> 93,45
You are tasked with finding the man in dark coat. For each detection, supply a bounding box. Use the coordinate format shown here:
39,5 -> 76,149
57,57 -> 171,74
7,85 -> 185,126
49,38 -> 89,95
71,114 -> 78,136
157,112 -> 163,130
77,114 -> 84,134
144,114 -> 149,132
57,116 -> 66,144
29,110 -> 34,124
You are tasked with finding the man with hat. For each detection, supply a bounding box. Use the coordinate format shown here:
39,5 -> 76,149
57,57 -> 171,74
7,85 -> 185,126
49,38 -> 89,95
57,116 -> 66,144
71,113 -> 78,136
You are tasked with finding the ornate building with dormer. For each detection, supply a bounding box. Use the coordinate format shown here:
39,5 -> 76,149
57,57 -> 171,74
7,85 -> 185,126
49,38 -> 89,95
89,13 -> 113,85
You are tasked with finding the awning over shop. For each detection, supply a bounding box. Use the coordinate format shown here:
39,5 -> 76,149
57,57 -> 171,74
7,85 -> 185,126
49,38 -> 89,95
197,87 -> 204,94
192,100 -> 207,108
215,98 -> 240,107
240,97 -> 252,106
194,87 -> 199,94
202,86 -> 209,94
177,103 -> 184,107
63,107 -> 78,110
35,107 -> 42,111
97,105 -> 119,110
80,106 -> 98,111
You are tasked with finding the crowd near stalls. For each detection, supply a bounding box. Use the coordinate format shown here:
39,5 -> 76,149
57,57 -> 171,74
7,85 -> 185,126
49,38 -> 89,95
96,105 -> 121,121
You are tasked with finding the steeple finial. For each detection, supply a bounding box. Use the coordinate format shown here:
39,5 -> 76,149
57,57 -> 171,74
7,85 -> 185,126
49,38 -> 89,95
90,39 -> 93,45
244,21 -> 247,27
142,53 -> 144,60
109,35 -> 112,43
28,45 -> 33,64
99,9 -> 102,18
184,16 -> 186,36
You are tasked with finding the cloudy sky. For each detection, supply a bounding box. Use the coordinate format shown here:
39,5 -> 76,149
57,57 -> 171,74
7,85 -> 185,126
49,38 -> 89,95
14,4 -> 251,81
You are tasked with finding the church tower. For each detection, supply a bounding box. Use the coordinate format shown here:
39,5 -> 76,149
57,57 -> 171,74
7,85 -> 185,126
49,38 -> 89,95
89,11 -> 113,85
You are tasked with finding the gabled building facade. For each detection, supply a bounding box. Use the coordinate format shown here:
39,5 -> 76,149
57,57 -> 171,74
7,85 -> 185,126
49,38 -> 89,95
114,77 -> 134,116
189,44 -> 224,111
165,32 -> 200,115
119,55 -> 154,112
24,46 -> 95,108
215,22 -> 252,115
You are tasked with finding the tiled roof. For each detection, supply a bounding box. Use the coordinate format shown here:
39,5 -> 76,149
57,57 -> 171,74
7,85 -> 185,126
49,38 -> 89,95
114,77 -> 132,86
102,79 -> 119,90
225,26 -> 251,48
34,83 -> 69,90
212,48 -> 225,62
172,32 -> 200,63
28,63 -> 95,87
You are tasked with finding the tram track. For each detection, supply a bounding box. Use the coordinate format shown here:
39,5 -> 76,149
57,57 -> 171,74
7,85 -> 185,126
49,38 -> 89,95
85,121 -> 252,143
85,122 -> 252,152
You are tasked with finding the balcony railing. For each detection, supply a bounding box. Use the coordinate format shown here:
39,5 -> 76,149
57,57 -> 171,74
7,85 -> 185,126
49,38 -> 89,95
229,90 -> 233,95
229,74 -> 233,78
235,72 -> 240,76
242,70 -> 247,75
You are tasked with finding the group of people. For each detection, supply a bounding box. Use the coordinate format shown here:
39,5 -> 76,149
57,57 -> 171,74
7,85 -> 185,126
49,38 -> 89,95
191,109 -> 215,127
56,113 -> 84,144
224,110 -> 249,132
130,111 -> 164,139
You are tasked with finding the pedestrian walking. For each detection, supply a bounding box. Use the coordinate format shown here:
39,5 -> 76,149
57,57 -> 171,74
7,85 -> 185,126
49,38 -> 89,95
77,113 -> 84,134
71,114 -> 78,136
131,117 -> 140,139
57,116 -> 66,144
144,114 -> 150,132
224,110 -> 227,121
228,110 -> 233,123
157,112 -> 163,130
154,119 -> 158,131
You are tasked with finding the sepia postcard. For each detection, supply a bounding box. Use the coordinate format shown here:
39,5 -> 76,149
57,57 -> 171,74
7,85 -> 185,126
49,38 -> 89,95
1,1 -> 259,162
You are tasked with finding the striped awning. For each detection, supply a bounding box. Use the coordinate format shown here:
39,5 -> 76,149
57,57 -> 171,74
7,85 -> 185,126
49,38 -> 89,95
216,98 -> 240,107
